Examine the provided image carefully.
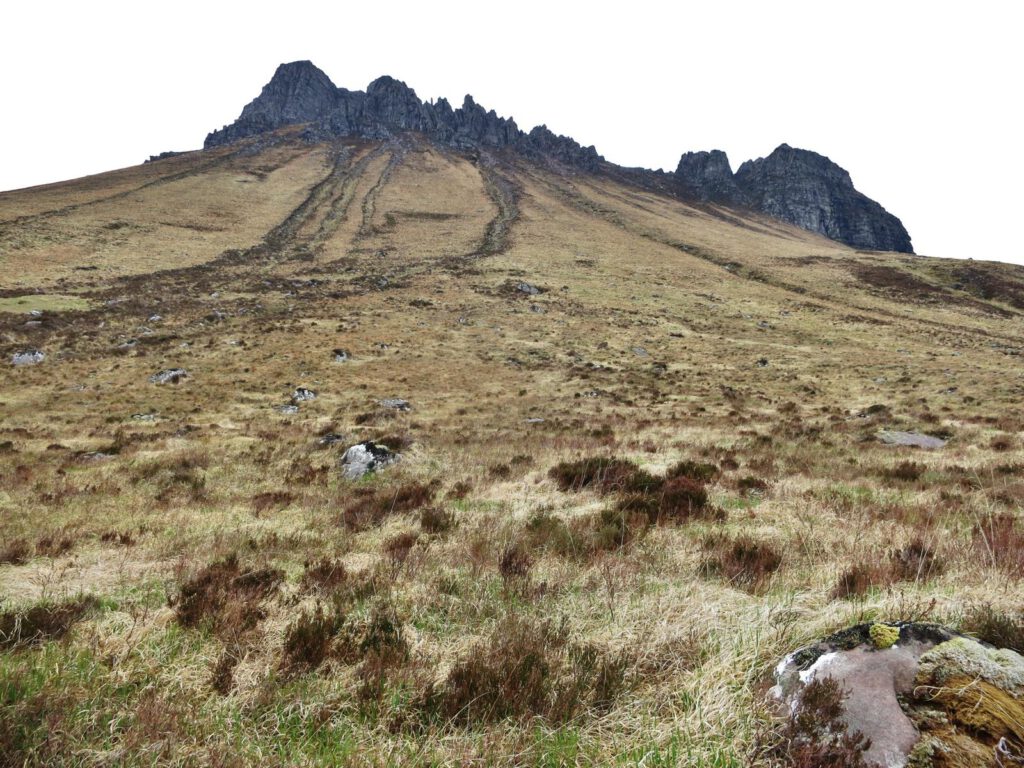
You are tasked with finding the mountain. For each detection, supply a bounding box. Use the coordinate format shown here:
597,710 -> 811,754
206,61 -> 911,252
2,61 -> 1024,768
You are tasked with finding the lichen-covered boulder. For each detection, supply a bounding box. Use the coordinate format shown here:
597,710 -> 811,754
773,623 -> 1023,768
339,441 -> 400,480
910,637 -> 1024,766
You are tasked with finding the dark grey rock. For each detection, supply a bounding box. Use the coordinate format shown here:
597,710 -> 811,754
149,368 -> 187,384
11,350 -> 45,366
333,348 -> 350,362
339,440 -> 401,480
516,282 -> 542,296
379,398 -> 410,411
734,144 -> 913,253
675,150 -> 746,204
204,61 -> 604,172
202,62 -> 912,251
291,387 -> 317,402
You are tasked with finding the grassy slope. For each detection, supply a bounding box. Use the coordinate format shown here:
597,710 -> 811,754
0,132 -> 1022,766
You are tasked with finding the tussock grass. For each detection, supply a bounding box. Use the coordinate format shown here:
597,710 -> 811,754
1,133 -> 1023,765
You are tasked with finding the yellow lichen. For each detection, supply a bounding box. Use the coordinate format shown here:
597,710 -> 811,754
869,623 -> 900,649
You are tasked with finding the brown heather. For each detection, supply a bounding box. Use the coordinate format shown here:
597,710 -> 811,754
0,129 -> 1022,765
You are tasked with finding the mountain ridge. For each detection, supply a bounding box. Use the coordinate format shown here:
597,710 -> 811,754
204,60 -> 913,253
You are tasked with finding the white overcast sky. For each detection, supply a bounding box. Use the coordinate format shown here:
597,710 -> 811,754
2,1 -> 1020,263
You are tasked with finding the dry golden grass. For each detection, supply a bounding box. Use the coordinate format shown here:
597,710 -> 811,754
1,130 -> 1022,766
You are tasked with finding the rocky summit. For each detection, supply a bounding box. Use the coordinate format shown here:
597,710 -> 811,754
206,61 -> 912,253
675,144 -> 913,253
205,61 -> 602,171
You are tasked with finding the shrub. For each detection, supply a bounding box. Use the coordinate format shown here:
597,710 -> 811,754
0,538 -> 31,566
281,604 -> 346,674
0,595 -> 99,648
416,614 -> 627,726
699,533 -> 782,594
420,507 -> 455,535
830,563 -> 890,600
547,457 -> 655,494
173,554 -> 283,636
300,557 -> 348,593
972,512 -> 1024,577
960,603 -> 1024,653
382,532 -> 419,569
656,476 -> 710,520
886,461 -> 926,482
498,541 -> 533,590
889,538 -> 944,581
250,491 -> 295,516
666,460 -> 719,483
342,481 -> 437,531
758,676 -> 871,767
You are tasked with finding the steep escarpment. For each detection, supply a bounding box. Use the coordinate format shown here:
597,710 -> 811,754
735,144 -> 913,253
675,144 -> 912,253
205,61 -> 912,252
205,61 -> 601,171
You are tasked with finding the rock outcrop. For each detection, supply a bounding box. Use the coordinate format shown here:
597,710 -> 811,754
205,61 -> 912,252
735,144 -> 912,252
675,150 -> 746,205
774,622 -> 1024,768
676,144 -> 913,252
205,61 -> 601,171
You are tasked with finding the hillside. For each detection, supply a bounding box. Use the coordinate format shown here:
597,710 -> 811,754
1,103 -> 1023,766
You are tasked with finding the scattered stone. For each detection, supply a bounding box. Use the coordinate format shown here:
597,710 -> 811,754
339,440 -> 401,480
756,357 -> 769,367
631,346 -> 649,357
118,339 -> 138,350
877,430 -> 946,450
291,387 -> 317,402
525,417 -> 545,424
275,404 -> 299,414
149,368 -> 188,384
379,398 -> 410,411
27,309 -> 43,317
333,348 -> 350,362
11,350 -> 45,366
317,433 -> 348,447
774,623 -> 1024,768
131,413 -> 157,422
79,451 -> 114,463
148,314 -> 163,322
516,281 -> 542,295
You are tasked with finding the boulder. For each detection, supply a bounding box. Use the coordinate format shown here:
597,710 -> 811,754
291,387 -> 317,402
379,398 -> 411,411
339,441 -> 401,480
11,350 -> 45,366
774,623 -> 1024,768
333,348 -> 350,362
877,430 -> 946,449
149,368 -> 188,384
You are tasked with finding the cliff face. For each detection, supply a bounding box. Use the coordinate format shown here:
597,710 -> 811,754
206,61 -> 912,252
673,144 -> 912,253
675,150 -> 747,205
205,61 -> 601,170
734,144 -> 913,253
